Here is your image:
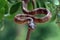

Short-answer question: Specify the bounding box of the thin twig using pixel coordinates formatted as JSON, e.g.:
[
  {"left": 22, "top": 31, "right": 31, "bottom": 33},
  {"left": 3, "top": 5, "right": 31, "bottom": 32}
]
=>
[{"left": 26, "top": 28, "right": 32, "bottom": 40}]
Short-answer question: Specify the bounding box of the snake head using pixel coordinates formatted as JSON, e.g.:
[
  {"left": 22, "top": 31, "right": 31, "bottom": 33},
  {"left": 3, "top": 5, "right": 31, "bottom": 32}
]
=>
[{"left": 14, "top": 14, "right": 35, "bottom": 29}]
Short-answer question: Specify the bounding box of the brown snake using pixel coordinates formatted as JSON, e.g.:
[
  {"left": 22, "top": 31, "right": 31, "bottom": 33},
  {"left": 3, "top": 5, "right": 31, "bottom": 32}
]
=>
[
  {"left": 15, "top": 8, "right": 51, "bottom": 23},
  {"left": 14, "top": 0, "right": 52, "bottom": 40},
  {"left": 14, "top": 1, "right": 51, "bottom": 24}
]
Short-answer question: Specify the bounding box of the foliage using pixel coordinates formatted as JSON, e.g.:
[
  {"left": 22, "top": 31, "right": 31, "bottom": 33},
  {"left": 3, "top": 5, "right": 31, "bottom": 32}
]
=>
[{"left": 0, "top": 0, "right": 60, "bottom": 40}]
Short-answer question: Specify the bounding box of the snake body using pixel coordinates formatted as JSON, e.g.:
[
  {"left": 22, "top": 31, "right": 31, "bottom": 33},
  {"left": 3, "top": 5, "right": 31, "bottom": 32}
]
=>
[
  {"left": 14, "top": 0, "right": 52, "bottom": 40},
  {"left": 14, "top": 8, "right": 51, "bottom": 24}
]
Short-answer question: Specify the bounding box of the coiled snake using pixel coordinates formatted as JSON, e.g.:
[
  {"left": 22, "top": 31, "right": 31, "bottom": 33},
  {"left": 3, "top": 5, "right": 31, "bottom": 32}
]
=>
[{"left": 14, "top": 0, "right": 52, "bottom": 40}]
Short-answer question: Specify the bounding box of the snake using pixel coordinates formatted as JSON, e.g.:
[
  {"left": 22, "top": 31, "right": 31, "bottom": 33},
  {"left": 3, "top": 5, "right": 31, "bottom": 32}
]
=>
[{"left": 14, "top": 0, "right": 52, "bottom": 40}]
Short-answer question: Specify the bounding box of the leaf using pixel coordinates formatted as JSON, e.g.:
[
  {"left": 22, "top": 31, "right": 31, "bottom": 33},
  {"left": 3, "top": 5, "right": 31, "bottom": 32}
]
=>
[
  {"left": 4, "top": 1, "right": 9, "bottom": 14},
  {"left": 10, "top": 2, "right": 22, "bottom": 14},
  {"left": 0, "top": 7, "right": 5, "bottom": 20},
  {"left": 36, "top": 0, "right": 47, "bottom": 8},
  {"left": 0, "top": 0, "right": 8, "bottom": 8},
  {"left": 0, "top": 0, "right": 8, "bottom": 20},
  {"left": 45, "top": 2, "right": 57, "bottom": 22},
  {"left": 27, "top": 1, "right": 34, "bottom": 10},
  {"left": 36, "top": 0, "right": 41, "bottom": 8},
  {"left": 4, "top": 5, "right": 8, "bottom": 14},
  {"left": 7, "top": 0, "right": 17, "bottom": 3},
  {"left": 49, "top": 12, "right": 57, "bottom": 22}
]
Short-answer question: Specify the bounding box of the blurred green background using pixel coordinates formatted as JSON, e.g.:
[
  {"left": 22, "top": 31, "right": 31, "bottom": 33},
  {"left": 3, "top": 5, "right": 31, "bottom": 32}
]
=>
[{"left": 0, "top": 0, "right": 60, "bottom": 40}]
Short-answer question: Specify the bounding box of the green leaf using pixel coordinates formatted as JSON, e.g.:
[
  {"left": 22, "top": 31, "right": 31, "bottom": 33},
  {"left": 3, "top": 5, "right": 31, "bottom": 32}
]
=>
[
  {"left": 36, "top": 0, "right": 48, "bottom": 8},
  {"left": 27, "top": 1, "right": 34, "bottom": 10},
  {"left": 10, "top": 2, "right": 22, "bottom": 14},
  {"left": 4, "top": 1, "right": 9, "bottom": 14},
  {"left": 4, "top": 6, "right": 8, "bottom": 14},
  {"left": 49, "top": 12, "right": 57, "bottom": 22},
  {"left": 0, "top": 0, "right": 8, "bottom": 20},
  {"left": 0, "top": 0, "right": 8, "bottom": 8},
  {"left": 7, "top": 0, "right": 17, "bottom": 3},
  {"left": 0, "top": 7, "right": 5, "bottom": 20},
  {"left": 45, "top": 2, "right": 57, "bottom": 22},
  {"left": 36, "top": 0, "right": 41, "bottom": 8}
]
